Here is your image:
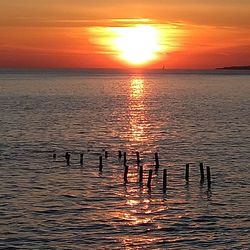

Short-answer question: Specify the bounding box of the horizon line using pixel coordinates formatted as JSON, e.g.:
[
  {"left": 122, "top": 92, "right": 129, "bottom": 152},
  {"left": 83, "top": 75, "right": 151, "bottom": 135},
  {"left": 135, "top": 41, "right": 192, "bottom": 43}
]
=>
[{"left": 0, "top": 65, "right": 250, "bottom": 71}]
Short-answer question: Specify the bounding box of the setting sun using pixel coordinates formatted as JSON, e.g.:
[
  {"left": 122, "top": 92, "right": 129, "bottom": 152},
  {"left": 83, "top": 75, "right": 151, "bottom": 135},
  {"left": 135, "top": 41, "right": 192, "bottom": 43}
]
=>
[
  {"left": 113, "top": 25, "right": 161, "bottom": 65},
  {"left": 88, "top": 21, "right": 183, "bottom": 68}
]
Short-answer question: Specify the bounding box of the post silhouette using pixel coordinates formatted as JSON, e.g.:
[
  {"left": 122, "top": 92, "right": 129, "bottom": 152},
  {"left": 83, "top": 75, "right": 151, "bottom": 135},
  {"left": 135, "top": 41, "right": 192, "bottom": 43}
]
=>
[
  {"left": 105, "top": 151, "right": 108, "bottom": 159},
  {"left": 163, "top": 169, "right": 167, "bottom": 192},
  {"left": 99, "top": 156, "right": 103, "bottom": 172},
  {"left": 118, "top": 150, "right": 122, "bottom": 159},
  {"left": 155, "top": 152, "right": 159, "bottom": 170},
  {"left": 185, "top": 163, "right": 189, "bottom": 182},
  {"left": 139, "top": 165, "right": 143, "bottom": 183},
  {"left": 123, "top": 152, "right": 127, "bottom": 166},
  {"left": 200, "top": 162, "right": 205, "bottom": 183},
  {"left": 147, "top": 170, "right": 153, "bottom": 188},
  {"left": 53, "top": 153, "right": 56, "bottom": 159},
  {"left": 124, "top": 165, "right": 129, "bottom": 183},
  {"left": 207, "top": 166, "right": 211, "bottom": 189},
  {"left": 65, "top": 152, "right": 70, "bottom": 165},
  {"left": 80, "top": 153, "right": 83, "bottom": 165},
  {"left": 136, "top": 151, "right": 140, "bottom": 165}
]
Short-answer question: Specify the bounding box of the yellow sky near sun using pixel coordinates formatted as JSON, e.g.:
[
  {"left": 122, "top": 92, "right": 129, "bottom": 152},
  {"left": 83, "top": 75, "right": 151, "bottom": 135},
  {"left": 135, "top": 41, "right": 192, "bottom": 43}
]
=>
[{"left": 0, "top": 0, "right": 250, "bottom": 68}]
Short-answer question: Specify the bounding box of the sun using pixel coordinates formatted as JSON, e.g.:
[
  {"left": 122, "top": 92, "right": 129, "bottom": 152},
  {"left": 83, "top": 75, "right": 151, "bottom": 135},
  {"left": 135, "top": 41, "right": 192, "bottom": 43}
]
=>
[
  {"left": 88, "top": 21, "right": 180, "bottom": 67},
  {"left": 113, "top": 25, "right": 161, "bottom": 65}
]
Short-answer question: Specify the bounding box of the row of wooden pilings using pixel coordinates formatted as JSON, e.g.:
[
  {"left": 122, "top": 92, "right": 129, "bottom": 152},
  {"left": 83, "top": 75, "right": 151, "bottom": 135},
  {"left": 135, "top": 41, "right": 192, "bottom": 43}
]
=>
[{"left": 53, "top": 150, "right": 212, "bottom": 191}]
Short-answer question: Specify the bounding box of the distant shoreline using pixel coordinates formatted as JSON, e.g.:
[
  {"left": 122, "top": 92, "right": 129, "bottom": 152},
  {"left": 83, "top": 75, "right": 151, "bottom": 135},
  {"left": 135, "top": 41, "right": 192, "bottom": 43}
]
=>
[
  {"left": 1, "top": 67, "right": 250, "bottom": 75},
  {"left": 216, "top": 66, "right": 250, "bottom": 70}
]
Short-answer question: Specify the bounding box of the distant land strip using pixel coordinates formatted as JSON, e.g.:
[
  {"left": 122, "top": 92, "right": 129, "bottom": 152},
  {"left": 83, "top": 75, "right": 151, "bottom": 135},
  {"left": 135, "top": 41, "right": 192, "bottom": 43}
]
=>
[{"left": 216, "top": 65, "right": 250, "bottom": 70}]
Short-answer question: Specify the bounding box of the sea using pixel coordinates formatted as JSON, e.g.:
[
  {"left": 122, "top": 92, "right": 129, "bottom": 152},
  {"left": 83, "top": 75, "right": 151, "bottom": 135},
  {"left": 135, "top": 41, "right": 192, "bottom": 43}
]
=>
[{"left": 0, "top": 69, "right": 249, "bottom": 249}]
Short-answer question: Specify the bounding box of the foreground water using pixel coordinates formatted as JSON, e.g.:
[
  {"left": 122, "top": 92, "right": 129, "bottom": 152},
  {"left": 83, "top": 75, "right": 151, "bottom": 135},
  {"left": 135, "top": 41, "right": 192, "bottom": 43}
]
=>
[{"left": 0, "top": 70, "right": 249, "bottom": 249}]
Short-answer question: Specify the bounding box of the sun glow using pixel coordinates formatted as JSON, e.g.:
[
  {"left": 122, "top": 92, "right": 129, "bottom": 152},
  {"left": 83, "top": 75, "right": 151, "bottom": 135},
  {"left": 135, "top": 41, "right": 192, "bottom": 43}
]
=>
[
  {"left": 113, "top": 25, "right": 161, "bottom": 65},
  {"left": 88, "top": 20, "right": 183, "bottom": 67}
]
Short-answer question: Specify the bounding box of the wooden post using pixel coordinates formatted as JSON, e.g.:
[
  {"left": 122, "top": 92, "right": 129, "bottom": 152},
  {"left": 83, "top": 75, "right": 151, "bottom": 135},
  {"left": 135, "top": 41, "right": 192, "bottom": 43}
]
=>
[
  {"left": 65, "top": 152, "right": 70, "bottom": 166},
  {"left": 185, "top": 163, "right": 189, "bottom": 182},
  {"left": 124, "top": 165, "right": 128, "bottom": 183},
  {"left": 105, "top": 151, "right": 108, "bottom": 159},
  {"left": 139, "top": 165, "right": 143, "bottom": 183},
  {"left": 118, "top": 150, "right": 122, "bottom": 159},
  {"left": 99, "top": 156, "right": 103, "bottom": 172},
  {"left": 207, "top": 166, "right": 211, "bottom": 189},
  {"left": 123, "top": 152, "right": 127, "bottom": 166},
  {"left": 163, "top": 169, "right": 167, "bottom": 192},
  {"left": 80, "top": 153, "right": 83, "bottom": 165},
  {"left": 155, "top": 152, "right": 159, "bottom": 170},
  {"left": 147, "top": 170, "right": 153, "bottom": 188},
  {"left": 200, "top": 162, "right": 205, "bottom": 183},
  {"left": 136, "top": 151, "right": 140, "bottom": 165}
]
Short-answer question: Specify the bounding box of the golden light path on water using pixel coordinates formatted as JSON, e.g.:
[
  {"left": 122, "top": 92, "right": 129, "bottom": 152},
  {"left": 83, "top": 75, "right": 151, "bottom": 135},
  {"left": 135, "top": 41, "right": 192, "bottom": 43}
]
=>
[
  {"left": 129, "top": 78, "right": 146, "bottom": 142},
  {"left": 100, "top": 75, "right": 216, "bottom": 248},
  {"left": 116, "top": 75, "right": 160, "bottom": 153},
  {"left": 125, "top": 76, "right": 165, "bottom": 153},
  {"left": 109, "top": 77, "right": 169, "bottom": 248}
]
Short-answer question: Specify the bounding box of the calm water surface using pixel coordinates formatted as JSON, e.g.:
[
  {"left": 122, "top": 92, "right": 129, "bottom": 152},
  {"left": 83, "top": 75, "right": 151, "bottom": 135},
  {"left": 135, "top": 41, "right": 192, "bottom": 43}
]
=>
[{"left": 0, "top": 70, "right": 249, "bottom": 249}]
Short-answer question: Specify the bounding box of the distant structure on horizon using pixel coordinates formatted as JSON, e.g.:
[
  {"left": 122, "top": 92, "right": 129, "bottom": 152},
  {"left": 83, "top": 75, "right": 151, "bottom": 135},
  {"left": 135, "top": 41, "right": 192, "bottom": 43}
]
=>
[{"left": 216, "top": 65, "right": 250, "bottom": 70}]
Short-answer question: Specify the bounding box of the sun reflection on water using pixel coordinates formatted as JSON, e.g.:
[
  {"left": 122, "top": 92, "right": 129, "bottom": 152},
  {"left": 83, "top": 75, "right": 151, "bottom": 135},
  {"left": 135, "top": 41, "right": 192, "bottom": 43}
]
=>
[
  {"left": 110, "top": 184, "right": 168, "bottom": 249},
  {"left": 128, "top": 77, "right": 148, "bottom": 143},
  {"left": 107, "top": 77, "right": 170, "bottom": 247},
  {"left": 110, "top": 186, "right": 155, "bottom": 227},
  {"left": 130, "top": 78, "right": 144, "bottom": 98}
]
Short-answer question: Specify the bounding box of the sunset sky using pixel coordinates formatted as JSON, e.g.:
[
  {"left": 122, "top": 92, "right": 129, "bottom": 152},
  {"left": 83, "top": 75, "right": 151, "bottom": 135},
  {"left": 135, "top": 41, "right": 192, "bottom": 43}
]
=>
[{"left": 1, "top": 0, "right": 250, "bottom": 69}]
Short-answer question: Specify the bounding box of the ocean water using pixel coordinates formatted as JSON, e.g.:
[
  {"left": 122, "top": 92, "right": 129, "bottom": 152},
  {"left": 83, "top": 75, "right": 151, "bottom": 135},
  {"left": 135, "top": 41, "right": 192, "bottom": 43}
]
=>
[{"left": 0, "top": 70, "right": 249, "bottom": 249}]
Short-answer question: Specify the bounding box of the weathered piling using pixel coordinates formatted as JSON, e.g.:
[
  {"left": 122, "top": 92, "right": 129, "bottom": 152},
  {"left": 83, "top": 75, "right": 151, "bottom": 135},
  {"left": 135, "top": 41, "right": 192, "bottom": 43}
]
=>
[
  {"left": 124, "top": 165, "right": 129, "bottom": 183},
  {"left": 99, "top": 156, "right": 103, "bottom": 172},
  {"left": 163, "top": 169, "right": 167, "bottom": 192},
  {"left": 147, "top": 170, "right": 153, "bottom": 188},
  {"left": 53, "top": 153, "right": 56, "bottom": 159},
  {"left": 123, "top": 152, "right": 127, "bottom": 166},
  {"left": 139, "top": 165, "right": 143, "bottom": 183},
  {"left": 185, "top": 163, "right": 189, "bottom": 182},
  {"left": 207, "top": 166, "right": 211, "bottom": 189},
  {"left": 118, "top": 150, "right": 122, "bottom": 159},
  {"left": 155, "top": 153, "right": 159, "bottom": 170},
  {"left": 65, "top": 152, "right": 70, "bottom": 165},
  {"left": 200, "top": 162, "right": 205, "bottom": 183},
  {"left": 80, "top": 153, "right": 83, "bottom": 165},
  {"left": 105, "top": 151, "right": 108, "bottom": 159},
  {"left": 136, "top": 151, "right": 140, "bottom": 165}
]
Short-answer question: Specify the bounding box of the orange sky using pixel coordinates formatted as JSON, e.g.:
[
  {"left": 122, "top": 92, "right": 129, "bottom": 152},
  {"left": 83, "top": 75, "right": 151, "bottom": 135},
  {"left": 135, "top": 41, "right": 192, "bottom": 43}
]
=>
[{"left": 0, "top": 0, "right": 250, "bottom": 69}]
